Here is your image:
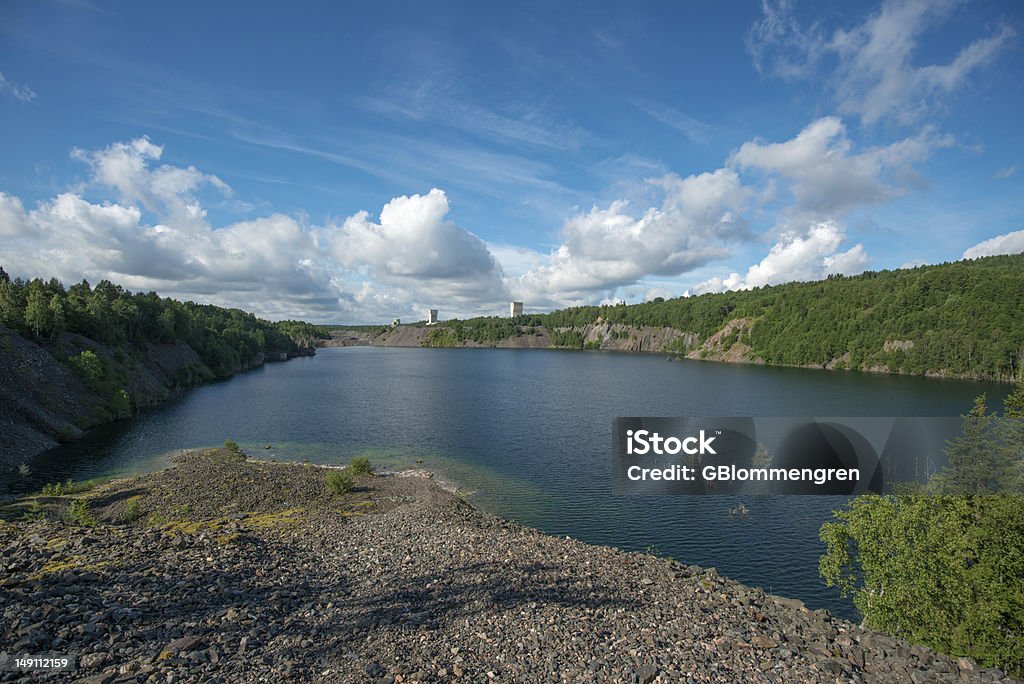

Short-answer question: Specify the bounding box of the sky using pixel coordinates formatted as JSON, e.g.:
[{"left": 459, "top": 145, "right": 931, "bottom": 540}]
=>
[{"left": 0, "top": 0, "right": 1022, "bottom": 324}]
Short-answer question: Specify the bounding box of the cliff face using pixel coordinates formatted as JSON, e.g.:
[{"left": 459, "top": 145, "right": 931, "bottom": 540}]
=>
[{"left": 0, "top": 325, "right": 306, "bottom": 470}]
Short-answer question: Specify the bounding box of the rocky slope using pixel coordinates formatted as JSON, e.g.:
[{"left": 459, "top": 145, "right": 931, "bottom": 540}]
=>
[
  {"left": 0, "top": 449, "right": 1014, "bottom": 683},
  {"left": 0, "top": 325, "right": 310, "bottom": 471}
]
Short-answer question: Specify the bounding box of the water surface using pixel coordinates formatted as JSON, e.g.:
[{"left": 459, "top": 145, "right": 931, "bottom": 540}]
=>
[{"left": 25, "top": 347, "right": 1013, "bottom": 620}]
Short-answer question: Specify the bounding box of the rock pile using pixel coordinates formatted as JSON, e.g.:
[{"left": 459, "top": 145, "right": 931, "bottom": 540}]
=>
[{"left": 0, "top": 450, "right": 1016, "bottom": 683}]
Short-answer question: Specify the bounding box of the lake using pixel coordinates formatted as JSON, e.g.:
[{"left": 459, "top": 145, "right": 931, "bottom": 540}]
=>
[{"left": 24, "top": 347, "right": 1014, "bottom": 621}]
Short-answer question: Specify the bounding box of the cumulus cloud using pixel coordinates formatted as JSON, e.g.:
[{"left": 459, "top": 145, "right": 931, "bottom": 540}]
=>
[
  {"left": 71, "top": 137, "right": 231, "bottom": 231},
  {"left": 0, "top": 137, "right": 494, "bottom": 322},
  {"left": 0, "top": 192, "right": 28, "bottom": 237},
  {"left": 328, "top": 189, "right": 509, "bottom": 313},
  {"left": 731, "top": 116, "right": 949, "bottom": 220},
  {"left": 747, "top": 0, "right": 1015, "bottom": 125},
  {"left": 962, "top": 230, "right": 1024, "bottom": 260},
  {"left": 511, "top": 168, "right": 750, "bottom": 306},
  {"left": 0, "top": 72, "right": 36, "bottom": 103},
  {"left": 0, "top": 123, "right": 954, "bottom": 321},
  {"left": 693, "top": 221, "right": 869, "bottom": 294}
]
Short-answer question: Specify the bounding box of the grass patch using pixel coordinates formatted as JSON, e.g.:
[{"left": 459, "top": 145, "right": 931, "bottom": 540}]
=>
[
  {"left": 28, "top": 556, "right": 112, "bottom": 581},
  {"left": 349, "top": 456, "right": 373, "bottom": 475},
  {"left": 146, "top": 511, "right": 168, "bottom": 526},
  {"left": 326, "top": 470, "right": 354, "bottom": 495}
]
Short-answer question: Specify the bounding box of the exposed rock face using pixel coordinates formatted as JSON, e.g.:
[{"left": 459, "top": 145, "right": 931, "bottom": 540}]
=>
[
  {"left": 0, "top": 326, "right": 100, "bottom": 467},
  {"left": 0, "top": 326, "right": 304, "bottom": 470},
  {"left": 0, "top": 450, "right": 1013, "bottom": 683},
  {"left": 883, "top": 339, "right": 915, "bottom": 353},
  {"left": 685, "top": 318, "right": 758, "bottom": 364}
]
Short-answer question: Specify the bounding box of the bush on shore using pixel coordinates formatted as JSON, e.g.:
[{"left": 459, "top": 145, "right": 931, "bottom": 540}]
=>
[
  {"left": 326, "top": 470, "right": 353, "bottom": 495},
  {"left": 349, "top": 456, "right": 373, "bottom": 475}
]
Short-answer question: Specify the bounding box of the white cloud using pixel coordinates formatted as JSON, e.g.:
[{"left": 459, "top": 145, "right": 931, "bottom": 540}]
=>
[
  {"left": 512, "top": 168, "right": 750, "bottom": 306},
  {"left": 962, "top": 230, "right": 1024, "bottom": 260},
  {"left": 0, "top": 137, "right": 536, "bottom": 322},
  {"left": 747, "top": 0, "right": 1015, "bottom": 125},
  {"left": 0, "top": 72, "right": 37, "bottom": 103},
  {"left": 746, "top": 0, "right": 827, "bottom": 80},
  {"left": 0, "top": 122, "right": 955, "bottom": 321},
  {"left": 642, "top": 287, "right": 675, "bottom": 302},
  {"left": 731, "top": 116, "right": 949, "bottom": 219},
  {"left": 694, "top": 221, "right": 869, "bottom": 294},
  {"left": 71, "top": 137, "right": 231, "bottom": 231},
  {"left": 994, "top": 164, "right": 1017, "bottom": 180},
  {"left": 631, "top": 100, "right": 715, "bottom": 145},
  {"left": 328, "top": 189, "right": 509, "bottom": 313},
  {"left": 0, "top": 192, "right": 28, "bottom": 236}
]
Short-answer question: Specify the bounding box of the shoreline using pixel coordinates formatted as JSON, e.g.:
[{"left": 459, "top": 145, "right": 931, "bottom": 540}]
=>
[
  {"left": 322, "top": 326, "right": 1018, "bottom": 385},
  {"left": 1, "top": 449, "right": 1013, "bottom": 683}
]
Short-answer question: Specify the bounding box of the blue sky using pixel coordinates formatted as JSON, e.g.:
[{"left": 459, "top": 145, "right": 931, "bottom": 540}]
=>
[{"left": 1, "top": 0, "right": 1022, "bottom": 323}]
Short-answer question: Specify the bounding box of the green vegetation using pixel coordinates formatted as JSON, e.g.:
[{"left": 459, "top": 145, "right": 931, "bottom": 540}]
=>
[
  {"left": 223, "top": 439, "right": 242, "bottom": 455},
  {"left": 67, "top": 350, "right": 105, "bottom": 387},
  {"left": 40, "top": 478, "right": 96, "bottom": 496},
  {"left": 20, "top": 500, "right": 44, "bottom": 521},
  {"left": 0, "top": 267, "right": 326, "bottom": 378},
  {"left": 820, "top": 386, "right": 1024, "bottom": 675},
  {"left": 420, "top": 254, "right": 1024, "bottom": 380},
  {"left": 65, "top": 499, "right": 98, "bottom": 527},
  {"left": 326, "top": 470, "right": 354, "bottom": 495},
  {"left": 121, "top": 497, "right": 144, "bottom": 523},
  {"left": 349, "top": 456, "right": 373, "bottom": 475}
]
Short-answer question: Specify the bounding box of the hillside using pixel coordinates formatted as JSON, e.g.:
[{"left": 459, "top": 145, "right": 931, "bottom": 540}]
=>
[
  {"left": 356, "top": 254, "right": 1023, "bottom": 382},
  {"left": 0, "top": 270, "right": 325, "bottom": 470}
]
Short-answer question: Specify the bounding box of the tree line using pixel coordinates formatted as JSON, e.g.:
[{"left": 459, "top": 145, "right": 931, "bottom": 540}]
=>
[
  {"left": 429, "top": 254, "right": 1024, "bottom": 381},
  {"left": 0, "top": 267, "right": 327, "bottom": 377}
]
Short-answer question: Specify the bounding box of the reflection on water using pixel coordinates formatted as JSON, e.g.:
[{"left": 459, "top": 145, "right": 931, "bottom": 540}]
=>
[{"left": 21, "top": 347, "right": 1013, "bottom": 620}]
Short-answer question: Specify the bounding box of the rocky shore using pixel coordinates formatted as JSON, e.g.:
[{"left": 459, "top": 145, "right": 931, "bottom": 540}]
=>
[{"left": 0, "top": 450, "right": 1016, "bottom": 683}]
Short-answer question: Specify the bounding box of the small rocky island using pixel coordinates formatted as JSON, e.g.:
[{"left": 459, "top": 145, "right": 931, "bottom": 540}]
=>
[{"left": 0, "top": 450, "right": 1014, "bottom": 683}]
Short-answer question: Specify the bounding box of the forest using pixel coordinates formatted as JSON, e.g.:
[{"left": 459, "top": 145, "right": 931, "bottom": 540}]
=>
[
  {"left": 0, "top": 267, "right": 327, "bottom": 378},
  {"left": 432, "top": 254, "right": 1024, "bottom": 381}
]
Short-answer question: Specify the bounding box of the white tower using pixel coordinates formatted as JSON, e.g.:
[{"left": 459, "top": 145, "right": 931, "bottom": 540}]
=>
[{"left": 509, "top": 301, "right": 523, "bottom": 318}]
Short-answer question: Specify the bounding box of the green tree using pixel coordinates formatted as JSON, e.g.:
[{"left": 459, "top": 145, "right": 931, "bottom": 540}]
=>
[
  {"left": 0, "top": 274, "right": 23, "bottom": 329},
  {"left": 24, "top": 281, "right": 53, "bottom": 340},
  {"left": 820, "top": 392, "right": 1024, "bottom": 675},
  {"left": 48, "top": 293, "right": 66, "bottom": 340}
]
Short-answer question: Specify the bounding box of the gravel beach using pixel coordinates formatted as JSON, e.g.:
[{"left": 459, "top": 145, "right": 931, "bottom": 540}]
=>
[{"left": 0, "top": 449, "right": 1015, "bottom": 683}]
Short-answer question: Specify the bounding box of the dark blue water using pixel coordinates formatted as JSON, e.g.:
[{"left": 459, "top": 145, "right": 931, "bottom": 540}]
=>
[{"left": 24, "top": 347, "right": 1013, "bottom": 620}]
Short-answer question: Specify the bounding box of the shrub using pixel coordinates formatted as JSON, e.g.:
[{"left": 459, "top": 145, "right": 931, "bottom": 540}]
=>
[
  {"left": 326, "top": 470, "right": 353, "bottom": 495},
  {"left": 67, "top": 350, "right": 105, "bottom": 388},
  {"left": 41, "top": 478, "right": 95, "bottom": 496},
  {"left": 223, "top": 439, "right": 242, "bottom": 454},
  {"left": 349, "top": 456, "right": 373, "bottom": 475},
  {"left": 66, "top": 499, "right": 98, "bottom": 526},
  {"left": 21, "top": 500, "right": 44, "bottom": 521},
  {"left": 121, "top": 497, "right": 143, "bottom": 523}
]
